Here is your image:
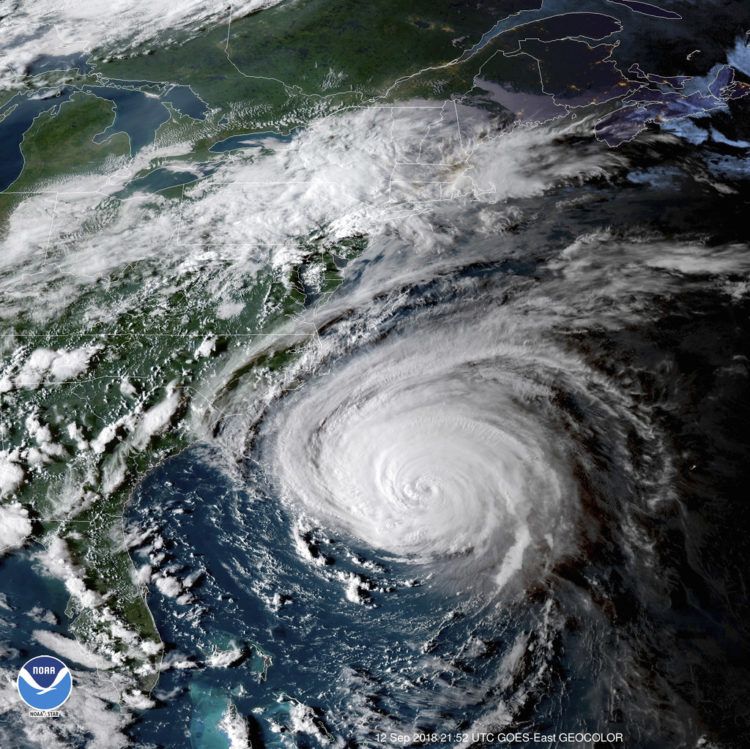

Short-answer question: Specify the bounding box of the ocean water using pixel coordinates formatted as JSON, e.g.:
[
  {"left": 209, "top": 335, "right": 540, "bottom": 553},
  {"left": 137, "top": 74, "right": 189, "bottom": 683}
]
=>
[
  {"left": 126, "top": 445, "right": 550, "bottom": 747},
  {"left": 0, "top": 553, "right": 73, "bottom": 656},
  {"left": 121, "top": 168, "right": 750, "bottom": 747},
  {"left": 1, "top": 6, "right": 749, "bottom": 746}
]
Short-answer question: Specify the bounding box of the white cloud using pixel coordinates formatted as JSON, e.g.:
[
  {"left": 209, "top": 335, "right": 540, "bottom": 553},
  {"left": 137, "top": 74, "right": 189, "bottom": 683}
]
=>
[
  {"left": 0, "top": 664, "right": 134, "bottom": 748},
  {"left": 289, "top": 701, "right": 330, "bottom": 743},
  {"left": 154, "top": 573, "right": 182, "bottom": 598},
  {"left": 220, "top": 703, "right": 252, "bottom": 749},
  {"left": 26, "top": 412, "right": 66, "bottom": 459},
  {"left": 0, "top": 0, "right": 285, "bottom": 90},
  {"left": 32, "top": 629, "right": 113, "bottom": 670},
  {"left": 121, "top": 689, "right": 156, "bottom": 710},
  {"left": 36, "top": 536, "right": 103, "bottom": 609},
  {"left": 0, "top": 501, "right": 32, "bottom": 554},
  {"left": 0, "top": 452, "right": 25, "bottom": 497},
  {"left": 131, "top": 381, "right": 182, "bottom": 450},
  {"left": 14, "top": 348, "right": 57, "bottom": 389},
  {"left": 194, "top": 334, "right": 217, "bottom": 359},
  {"left": 13, "top": 346, "right": 99, "bottom": 390},
  {"left": 27, "top": 606, "right": 58, "bottom": 624},
  {"left": 0, "top": 103, "right": 626, "bottom": 331},
  {"left": 206, "top": 642, "right": 245, "bottom": 668}
]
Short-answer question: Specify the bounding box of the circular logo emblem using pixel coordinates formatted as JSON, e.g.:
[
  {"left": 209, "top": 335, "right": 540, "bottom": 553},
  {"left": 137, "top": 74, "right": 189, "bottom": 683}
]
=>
[{"left": 17, "top": 655, "right": 73, "bottom": 711}]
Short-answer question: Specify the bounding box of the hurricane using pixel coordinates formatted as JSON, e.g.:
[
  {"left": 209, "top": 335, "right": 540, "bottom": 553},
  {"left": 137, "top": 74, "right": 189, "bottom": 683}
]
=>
[
  {"left": 178, "top": 130, "right": 746, "bottom": 743},
  {"left": 2, "top": 2, "right": 750, "bottom": 744},
  {"left": 261, "top": 303, "right": 654, "bottom": 596}
]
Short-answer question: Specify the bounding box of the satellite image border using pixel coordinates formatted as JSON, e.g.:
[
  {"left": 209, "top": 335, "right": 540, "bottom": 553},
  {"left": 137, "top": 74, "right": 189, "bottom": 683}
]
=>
[{"left": 0, "top": 1, "right": 749, "bottom": 747}]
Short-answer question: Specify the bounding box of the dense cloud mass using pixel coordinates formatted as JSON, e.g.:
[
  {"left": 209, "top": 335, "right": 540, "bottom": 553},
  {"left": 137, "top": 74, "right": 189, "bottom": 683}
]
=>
[
  {"left": 0, "top": 502, "right": 32, "bottom": 554},
  {"left": 1, "top": 0, "right": 750, "bottom": 746}
]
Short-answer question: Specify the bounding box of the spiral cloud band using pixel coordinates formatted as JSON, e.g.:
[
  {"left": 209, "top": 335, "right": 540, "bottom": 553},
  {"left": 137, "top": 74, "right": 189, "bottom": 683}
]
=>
[{"left": 261, "top": 310, "right": 628, "bottom": 592}]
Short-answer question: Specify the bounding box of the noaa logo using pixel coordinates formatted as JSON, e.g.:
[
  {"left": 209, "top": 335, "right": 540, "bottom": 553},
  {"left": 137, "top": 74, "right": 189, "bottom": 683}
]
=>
[{"left": 17, "top": 655, "right": 73, "bottom": 711}]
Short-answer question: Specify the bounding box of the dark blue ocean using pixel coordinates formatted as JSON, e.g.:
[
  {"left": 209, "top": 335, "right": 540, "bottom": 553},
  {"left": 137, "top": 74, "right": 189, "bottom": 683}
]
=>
[{"left": 124, "top": 446, "right": 548, "bottom": 748}]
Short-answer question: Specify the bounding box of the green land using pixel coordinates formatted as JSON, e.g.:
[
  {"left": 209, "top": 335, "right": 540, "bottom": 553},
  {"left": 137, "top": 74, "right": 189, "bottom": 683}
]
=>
[{"left": 0, "top": 0, "right": 529, "bottom": 684}]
